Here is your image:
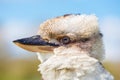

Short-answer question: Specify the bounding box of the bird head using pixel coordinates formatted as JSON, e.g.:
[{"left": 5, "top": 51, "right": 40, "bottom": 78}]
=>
[{"left": 13, "top": 14, "right": 105, "bottom": 61}]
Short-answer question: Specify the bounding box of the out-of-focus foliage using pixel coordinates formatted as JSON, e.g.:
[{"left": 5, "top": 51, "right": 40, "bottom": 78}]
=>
[
  {"left": 0, "top": 58, "right": 41, "bottom": 80},
  {"left": 103, "top": 61, "right": 120, "bottom": 80}
]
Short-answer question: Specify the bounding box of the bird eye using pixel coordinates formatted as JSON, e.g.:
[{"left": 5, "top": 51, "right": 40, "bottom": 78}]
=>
[{"left": 60, "top": 36, "right": 71, "bottom": 44}]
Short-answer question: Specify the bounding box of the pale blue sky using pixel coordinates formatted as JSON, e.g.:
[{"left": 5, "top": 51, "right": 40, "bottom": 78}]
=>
[
  {"left": 0, "top": 0, "right": 120, "bottom": 21},
  {"left": 0, "top": 0, "right": 120, "bottom": 61}
]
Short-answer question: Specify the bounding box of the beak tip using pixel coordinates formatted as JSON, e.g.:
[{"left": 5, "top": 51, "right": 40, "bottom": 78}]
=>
[
  {"left": 13, "top": 39, "right": 25, "bottom": 44},
  {"left": 13, "top": 40, "right": 22, "bottom": 45},
  {"left": 13, "top": 40, "right": 18, "bottom": 43}
]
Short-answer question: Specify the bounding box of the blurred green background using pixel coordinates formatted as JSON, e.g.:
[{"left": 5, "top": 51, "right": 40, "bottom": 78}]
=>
[{"left": 0, "top": 0, "right": 120, "bottom": 80}]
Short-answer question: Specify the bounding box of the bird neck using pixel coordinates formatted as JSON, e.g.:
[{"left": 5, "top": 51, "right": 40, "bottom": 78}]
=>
[{"left": 36, "top": 52, "right": 54, "bottom": 63}]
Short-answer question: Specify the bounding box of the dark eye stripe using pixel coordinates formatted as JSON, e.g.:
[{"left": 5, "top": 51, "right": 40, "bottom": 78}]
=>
[{"left": 80, "top": 38, "right": 89, "bottom": 42}]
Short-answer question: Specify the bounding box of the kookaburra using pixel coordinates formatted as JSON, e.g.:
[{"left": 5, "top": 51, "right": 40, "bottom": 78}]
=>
[{"left": 13, "top": 14, "right": 114, "bottom": 80}]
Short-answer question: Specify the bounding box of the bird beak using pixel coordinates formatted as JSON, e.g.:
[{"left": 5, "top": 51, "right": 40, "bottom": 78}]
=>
[{"left": 13, "top": 35, "right": 59, "bottom": 53}]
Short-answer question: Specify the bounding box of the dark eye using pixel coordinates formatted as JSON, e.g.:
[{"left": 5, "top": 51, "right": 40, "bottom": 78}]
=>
[
  {"left": 81, "top": 38, "right": 89, "bottom": 42},
  {"left": 60, "top": 36, "right": 71, "bottom": 44}
]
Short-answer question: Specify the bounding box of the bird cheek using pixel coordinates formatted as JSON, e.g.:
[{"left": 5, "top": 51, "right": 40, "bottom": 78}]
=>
[
  {"left": 53, "top": 46, "right": 66, "bottom": 54},
  {"left": 77, "top": 42, "right": 92, "bottom": 51},
  {"left": 80, "top": 45, "right": 88, "bottom": 49}
]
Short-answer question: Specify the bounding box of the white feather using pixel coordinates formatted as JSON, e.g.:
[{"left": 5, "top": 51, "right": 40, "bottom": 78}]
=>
[
  {"left": 36, "top": 52, "right": 53, "bottom": 63},
  {"left": 38, "top": 47, "right": 114, "bottom": 80}
]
